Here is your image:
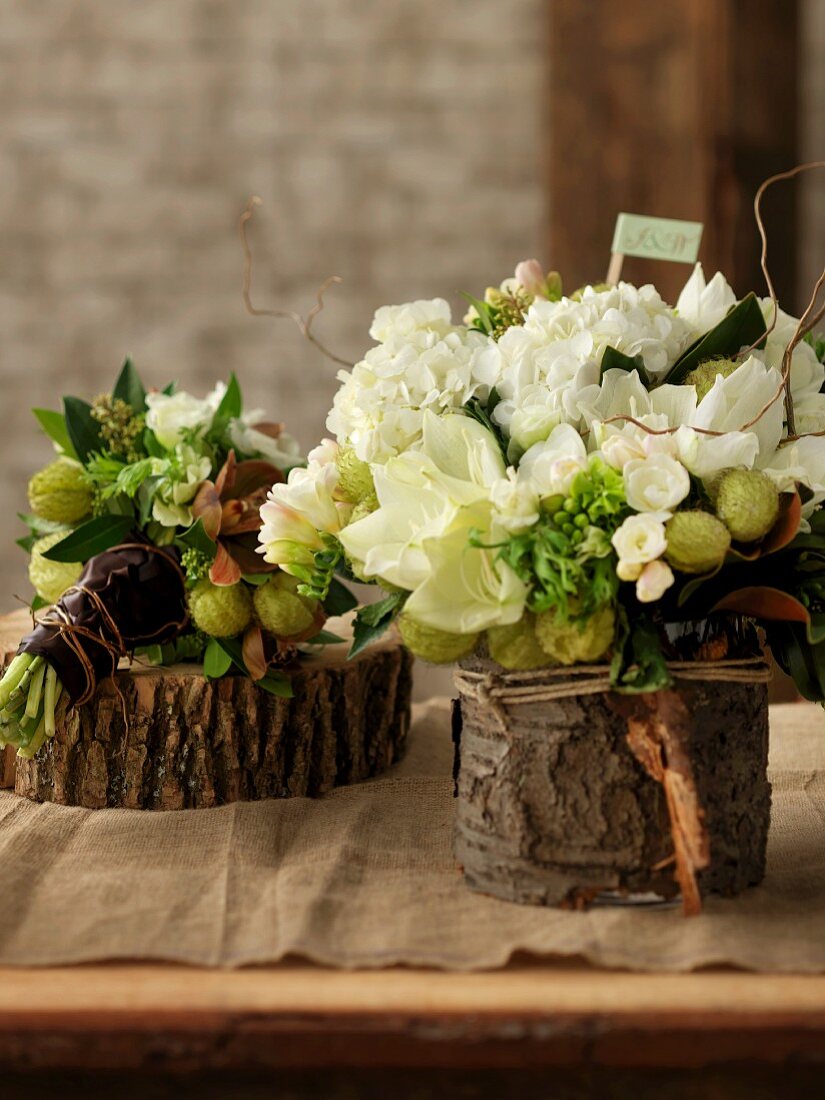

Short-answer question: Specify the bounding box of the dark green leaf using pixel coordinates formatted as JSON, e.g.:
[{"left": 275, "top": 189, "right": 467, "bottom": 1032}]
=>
[
  {"left": 305, "top": 629, "right": 347, "bottom": 645},
  {"left": 324, "top": 577, "right": 358, "bottom": 616},
  {"left": 30, "top": 595, "right": 49, "bottom": 612},
  {"left": 600, "top": 346, "right": 650, "bottom": 385},
  {"left": 769, "top": 623, "right": 825, "bottom": 702},
  {"left": 16, "top": 534, "right": 36, "bottom": 553},
  {"left": 162, "top": 381, "right": 177, "bottom": 396},
  {"left": 487, "top": 386, "right": 502, "bottom": 416},
  {"left": 42, "top": 514, "right": 134, "bottom": 562},
  {"left": 143, "top": 430, "right": 165, "bottom": 458},
  {"left": 215, "top": 636, "right": 247, "bottom": 674},
  {"left": 349, "top": 592, "right": 405, "bottom": 658},
  {"left": 215, "top": 373, "right": 242, "bottom": 422},
  {"left": 63, "top": 396, "right": 102, "bottom": 464},
  {"left": 176, "top": 517, "right": 218, "bottom": 558},
  {"left": 241, "top": 572, "right": 272, "bottom": 587},
  {"left": 17, "top": 512, "right": 66, "bottom": 537},
  {"left": 256, "top": 672, "right": 293, "bottom": 698},
  {"left": 665, "top": 293, "right": 767, "bottom": 385},
  {"left": 462, "top": 398, "right": 508, "bottom": 463},
  {"left": 32, "top": 408, "right": 78, "bottom": 460},
  {"left": 610, "top": 611, "right": 672, "bottom": 694},
  {"left": 203, "top": 638, "right": 233, "bottom": 679},
  {"left": 112, "top": 357, "right": 147, "bottom": 412}
]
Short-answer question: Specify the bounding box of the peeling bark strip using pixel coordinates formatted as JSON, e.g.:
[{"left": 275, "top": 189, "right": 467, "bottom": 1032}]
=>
[
  {"left": 10, "top": 644, "right": 412, "bottom": 810},
  {"left": 454, "top": 657, "right": 770, "bottom": 911},
  {"left": 624, "top": 691, "right": 710, "bottom": 917}
]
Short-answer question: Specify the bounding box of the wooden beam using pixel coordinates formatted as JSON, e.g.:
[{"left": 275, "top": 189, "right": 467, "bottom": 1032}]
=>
[{"left": 548, "top": 0, "right": 800, "bottom": 307}]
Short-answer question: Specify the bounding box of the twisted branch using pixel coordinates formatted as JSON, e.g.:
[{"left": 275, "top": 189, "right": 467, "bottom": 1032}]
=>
[{"left": 239, "top": 196, "right": 355, "bottom": 368}]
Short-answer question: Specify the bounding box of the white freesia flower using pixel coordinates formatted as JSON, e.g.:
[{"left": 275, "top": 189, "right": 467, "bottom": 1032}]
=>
[
  {"left": 490, "top": 468, "right": 540, "bottom": 533},
  {"left": 624, "top": 454, "right": 690, "bottom": 516},
  {"left": 691, "top": 356, "right": 784, "bottom": 467},
  {"left": 403, "top": 504, "right": 528, "bottom": 633},
  {"left": 519, "top": 423, "right": 588, "bottom": 497},
  {"left": 228, "top": 411, "right": 302, "bottom": 468},
  {"left": 145, "top": 384, "right": 225, "bottom": 449},
  {"left": 676, "top": 264, "right": 736, "bottom": 333},
  {"left": 636, "top": 560, "right": 675, "bottom": 603},
  {"left": 611, "top": 514, "right": 668, "bottom": 567},
  {"left": 150, "top": 445, "right": 212, "bottom": 529},
  {"left": 258, "top": 459, "right": 350, "bottom": 575},
  {"left": 325, "top": 299, "right": 492, "bottom": 464}
]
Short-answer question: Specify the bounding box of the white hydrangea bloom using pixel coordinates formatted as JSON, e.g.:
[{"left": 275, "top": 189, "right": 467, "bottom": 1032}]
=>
[{"left": 325, "top": 298, "right": 492, "bottom": 464}]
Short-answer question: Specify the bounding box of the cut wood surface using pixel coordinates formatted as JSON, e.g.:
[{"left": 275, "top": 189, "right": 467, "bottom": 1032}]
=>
[
  {"left": 0, "top": 609, "right": 412, "bottom": 810},
  {"left": 0, "top": 963, "right": 824, "bottom": 1071}
]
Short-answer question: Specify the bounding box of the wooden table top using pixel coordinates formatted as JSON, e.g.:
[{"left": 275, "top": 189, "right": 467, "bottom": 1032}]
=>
[{"left": 1, "top": 962, "right": 825, "bottom": 1072}]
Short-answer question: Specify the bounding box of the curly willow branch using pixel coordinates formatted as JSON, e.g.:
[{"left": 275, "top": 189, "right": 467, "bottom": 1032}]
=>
[{"left": 239, "top": 196, "right": 355, "bottom": 368}]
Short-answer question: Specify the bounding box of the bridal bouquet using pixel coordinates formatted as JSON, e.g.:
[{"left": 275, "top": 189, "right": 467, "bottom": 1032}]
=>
[
  {"left": 0, "top": 361, "right": 353, "bottom": 757},
  {"left": 256, "top": 260, "right": 825, "bottom": 698}
]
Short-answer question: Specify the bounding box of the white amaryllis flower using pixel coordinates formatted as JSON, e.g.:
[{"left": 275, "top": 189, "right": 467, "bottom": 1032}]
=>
[
  {"left": 611, "top": 514, "right": 668, "bottom": 568},
  {"left": 145, "top": 383, "right": 226, "bottom": 449},
  {"left": 403, "top": 503, "right": 528, "bottom": 634},
  {"left": 676, "top": 264, "right": 737, "bottom": 333},
  {"left": 624, "top": 454, "right": 690, "bottom": 516},
  {"left": 762, "top": 436, "right": 825, "bottom": 520},
  {"left": 691, "top": 356, "right": 784, "bottom": 467},
  {"left": 519, "top": 423, "right": 588, "bottom": 497},
  {"left": 636, "top": 560, "right": 675, "bottom": 603},
  {"left": 325, "top": 299, "right": 492, "bottom": 464}
]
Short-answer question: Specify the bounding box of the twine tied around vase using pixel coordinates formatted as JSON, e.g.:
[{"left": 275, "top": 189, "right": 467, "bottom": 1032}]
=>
[{"left": 453, "top": 655, "right": 772, "bottom": 917}]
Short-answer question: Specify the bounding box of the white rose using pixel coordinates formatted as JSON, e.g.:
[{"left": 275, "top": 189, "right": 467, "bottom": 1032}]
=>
[
  {"left": 146, "top": 386, "right": 224, "bottom": 449},
  {"left": 624, "top": 454, "right": 690, "bottom": 516},
  {"left": 636, "top": 560, "right": 675, "bottom": 603},
  {"left": 600, "top": 430, "right": 647, "bottom": 470},
  {"left": 611, "top": 514, "right": 667, "bottom": 567}
]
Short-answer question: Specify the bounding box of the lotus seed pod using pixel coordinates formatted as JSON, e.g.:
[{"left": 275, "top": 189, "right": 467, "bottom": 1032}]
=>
[
  {"left": 534, "top": 606, "right": 614, "bottom": 665},
  {"left": 336, "top": 447, "right": 376, "bottom": 506},
  {"left": 27, "top": 459, "right": 93, "bottom": 524},
  {"left": 684, "top": 357, "right": 739, "bottom": 401},
  {"left": 253, "top": 578, "right": 316, "bottom": 637},
  {"left": 665, "top": 511, "right": 731, "bottom": 574},
  {"left": 398, "top": 615, "right": 478, "bottom": 664},
  {"left": 487, "top": 615, "right": 551, "bottom": 670},
  {"left": 715, "top": 468, "right": 780, "bottom": 543},
  {"left": 28, "top": 532, "right": 82, "bottom": 605},
  {"left": 188, "top": 579, "right": 253, "bottom": 638}
]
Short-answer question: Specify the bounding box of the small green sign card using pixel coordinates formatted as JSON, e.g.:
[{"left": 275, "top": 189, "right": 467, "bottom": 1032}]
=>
[{"left": 611, "top": 213, "right": 703, "bottom": 264}]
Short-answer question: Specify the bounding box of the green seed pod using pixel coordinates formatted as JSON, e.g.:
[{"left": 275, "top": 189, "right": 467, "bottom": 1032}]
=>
[
  {"left": 487, "top": 615, "right": 551, "bottom": 671},
  {"left": 534, "top": 606, "right": 614, "bottom": 665},
  {"left": 715, "top": 468, "right": 780, "bottom": 543},
  {"left": 684, "top": 357, "right": 739, "bottom": 401},
  {"left": 28, "top": 459, "right": 93, "bottom": 524},
  {"left": 188, "top": 579, "right": 253, "bottom": 638},
  {"left": 665, "top": 511, "right": 731, "bottom": 574},
  {"left": 336, "top": 447, "right": 376, "bottom": 506},
  {"left": 397, "top": 615, "right": 478, "bottom": 665},
  {"left": 253, "top": 576, "right": 316, "bottom": 637},
  {"left": 28, "top": 532, "right": 82, "bottom": 605}
]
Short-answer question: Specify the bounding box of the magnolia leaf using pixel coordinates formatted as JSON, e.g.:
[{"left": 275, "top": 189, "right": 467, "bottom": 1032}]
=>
[
  {"left": 665, "top": 293, "right": 767, "bottom": 385},
  {"left": 712, "top": 585, "right": 811, "bottom": 624},
  {"left": 349, "top": 592, "right": 404, "bottom": 658},
  {"left": 241, "top": 625, "right": 268, "bottom": 681},
  {"left": 769, "top": 623, "right": 825, "bottom": 702},
  {"left": 256, "top": 672, "right": 293, "bottom": 698},
  {"left": 112, "top": 357, "right": 147, "bottom": 413},
  {"left": 32, "top": 408, "right": 78, "bottom": 460},
  {"left": 324, "top": 578, "right": 358, "bottom": 616},
  {"left": 610, "top": 613, "right": 672, "bottom": 695},
  {"left": 759, "top": 492, "right": 803, "bottom": 555},
  {"left": 230, "top": 459, "right": 283, "bottom": 499},
  {"left": 63, "top": 397, "right": 102, "bottom": 465},
  {"left": 41, "top": 515, "right": 134, "bottom": 562},
  {"left": 600, "top": 346, "right": 649, "bottom": 385},
  {"left": 305, "top": 629, "right": 347, "bottom": 645}
]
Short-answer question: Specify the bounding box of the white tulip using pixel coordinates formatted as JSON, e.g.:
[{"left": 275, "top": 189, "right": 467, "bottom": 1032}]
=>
[
  {"left": 676, "top": 264, "right": 737, "bottom": 334},
  {"left": 611, "top": 514, "right": 667, "bottom": 566},
  {"left": 145, "top": 386, "right": 224, "bottom": 449}
]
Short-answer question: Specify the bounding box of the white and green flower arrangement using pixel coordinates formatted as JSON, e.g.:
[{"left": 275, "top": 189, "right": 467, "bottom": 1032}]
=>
[
  {"left": 0, "top": 361, "right": 356, "bottom": 757},
  {"left": 257, "top": 258, "right": 825, "bottom": 698}
]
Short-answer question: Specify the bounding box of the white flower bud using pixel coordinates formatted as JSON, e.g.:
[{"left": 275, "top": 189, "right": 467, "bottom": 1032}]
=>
[{"left": 635, "top": 560, "right": 675, "bottom": 603}]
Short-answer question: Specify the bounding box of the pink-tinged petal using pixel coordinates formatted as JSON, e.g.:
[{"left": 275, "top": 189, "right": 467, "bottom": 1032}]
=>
[
  {"left": 191, "top": 481, "right": 222, "bottom": 540},
  {"left": 242, "top": 625, "right": 268, "bottom": 681},
  {"left": 209, "top": 541, "right": 243, "bottom": 586}
]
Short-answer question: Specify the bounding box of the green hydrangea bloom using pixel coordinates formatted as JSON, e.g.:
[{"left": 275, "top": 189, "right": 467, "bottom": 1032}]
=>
[
  {"left": 534, "top": 606, "right": 614, "bottom": 665},
  {"left": 715, "top": 469, "right": 780, "bottom": 542},
  {"left": 398, "top": 616, "right": 478, "bottom": 664},
  {"left": 665, "top": 511, "right": 731, "bottom": 573},
  {"left": 28, "top": 459, "right": 93, "bottom": 524},
  {"left": 188, "top": 579, "right": 253, "bottom": 638},
  {"left": 487, "top": 615, "right": 551, "bottom": 670},
  {"left": 28, "top": 532, "right": 82, "bottom": 605}
]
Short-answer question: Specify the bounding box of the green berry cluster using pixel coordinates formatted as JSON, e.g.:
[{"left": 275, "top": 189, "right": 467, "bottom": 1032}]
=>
[
  {"left": 487, "top": 288, "right": 533, "bottom": 340},
  {"left": 181, "top": 546, "right": 213, "bottom": 587},
  {"left": 90, "top": 394, "right": 146, "bottom": 462}
]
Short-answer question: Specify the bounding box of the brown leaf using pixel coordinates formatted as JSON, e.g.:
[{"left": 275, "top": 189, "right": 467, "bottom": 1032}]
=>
[
  {"left": 712, "top": 585, "right": 811, "bottom": 623},
  {"left": 242, "top": 624, "right": 268, "bottom": 681}
]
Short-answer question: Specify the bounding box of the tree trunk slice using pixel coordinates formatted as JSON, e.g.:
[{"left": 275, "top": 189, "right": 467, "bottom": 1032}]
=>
[
  {"left": 0, "top": 610, "right": 412, "bottom": 810},
  {"left": 453, "top": 656, "right": 771, "bottom": 908}
]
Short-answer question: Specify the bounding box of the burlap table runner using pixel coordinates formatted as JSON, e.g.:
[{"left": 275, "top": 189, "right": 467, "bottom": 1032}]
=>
[{"left": 0, "top": 700, "right": 822, "bottom": 971}]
